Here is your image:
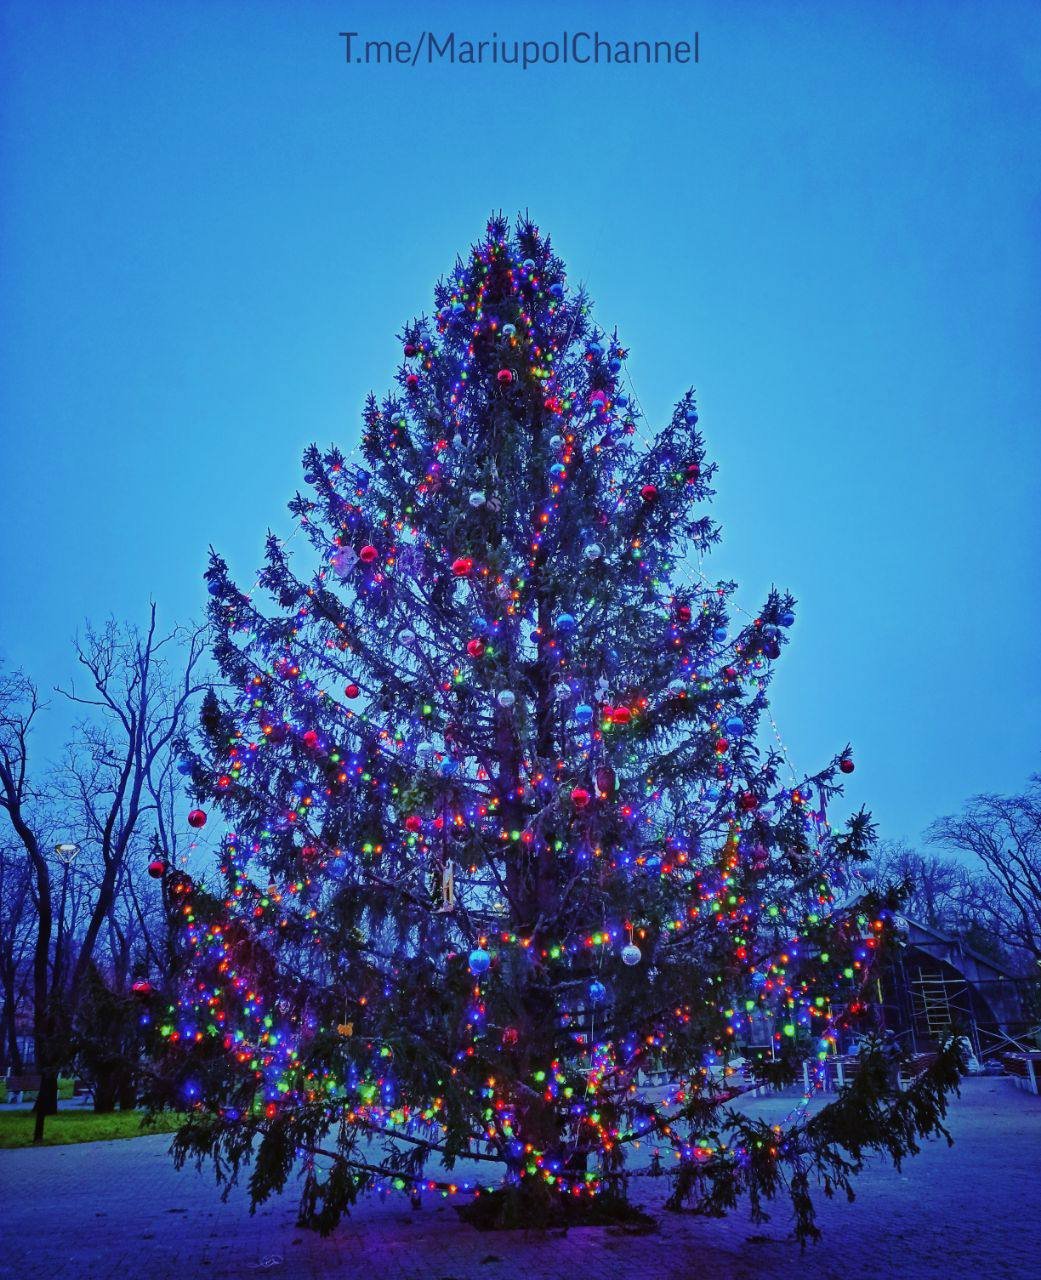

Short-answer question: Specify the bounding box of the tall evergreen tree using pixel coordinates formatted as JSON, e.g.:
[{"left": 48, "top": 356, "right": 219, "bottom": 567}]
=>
[{"left": 158, "top": 215, "right": 960, "bottom": 1236}]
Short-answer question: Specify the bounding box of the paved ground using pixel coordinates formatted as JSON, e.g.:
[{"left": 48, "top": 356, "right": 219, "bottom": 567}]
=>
[{"left": 1, "top": 1078, "right": 1038, "bottom": 1280}]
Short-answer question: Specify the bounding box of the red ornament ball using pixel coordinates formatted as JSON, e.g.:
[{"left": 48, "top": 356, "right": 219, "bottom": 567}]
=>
[
  {"left": 187, "top": 808, "right": 207, "bottom": 829},
  {"left": 610, "top": 706, "right": 632, "bottom": 726},
  {"left": 147, "top": 858, "right": 166, "bottom": 879},
  {"left": 640, "top": 484, "right": 658, "bottom": 502},
  {"left": 497, "top": 368, "right": 514, "bottom": 384},
  {"left": 131, "top": 980, "right": 154, "bottom": 997},
  {"left": 676, "top": 603, "right": 692, "bottom": 624},
  {"left": 840, "top": 758, "right": 855, "bottom": 774},
  {"left": 686, "top": 462, "right": 701, "bottom": 482},
  {"left": 466, "top": 639, "right": 485, "bottom": 659},
  {"left": 571, "top": 786, "right": 592, "bottom": 808},
  {"left": 406, "top": 373, "right": 419, "bottom": 388},
  {"left": 359, "top": 544, "right": 378, "bottom": 564},
  {"left": 451, "top": 556, "right": 474, "bottom": 577},
  {"left": 501, "top": 1026, "right": 520, "bottom": 1047},
  {"left": 737, "top": 791, "right": 759, "bottom": 813},
  {"left": 404, "top": 815, "right": 423, "bottom": 833},
  {"left": 344, "top": 683, "right": 360, "bottom": 699},
  {"left": 302, "top": 729, "right": 319, "bottom": 749},
  {"left": 404, "top": 343, "right": 418, "bottom": 357}
]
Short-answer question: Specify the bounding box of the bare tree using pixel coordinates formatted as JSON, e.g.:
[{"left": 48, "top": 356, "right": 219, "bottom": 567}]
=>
[
  {"left": 0, "top": 839, "right": 34, "bottom": 1072},
  {"left": 928, "top": 775, "right": 1041, "bottom": 965},
  {"left": 0, "top": 609, "right": 205, "bottom": 1139}
]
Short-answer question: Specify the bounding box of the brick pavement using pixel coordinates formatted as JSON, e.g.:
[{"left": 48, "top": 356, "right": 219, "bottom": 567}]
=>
[{"left": 0, "top": 1078, "right": 1038, "bottom": 1280}]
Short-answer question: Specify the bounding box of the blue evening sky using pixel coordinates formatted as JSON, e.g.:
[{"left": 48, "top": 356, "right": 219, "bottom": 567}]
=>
[{"left": 1, "top": 0, "right": 1039, "bottom": 846}]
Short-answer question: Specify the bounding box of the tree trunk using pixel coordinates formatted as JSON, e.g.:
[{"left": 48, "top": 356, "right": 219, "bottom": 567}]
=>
[
  {"left": 93, "top": 1067, "right": 118, "bottom": 1113},
  {"left": 32, "top": 1071, "right": 58, "bottom": 1142}
]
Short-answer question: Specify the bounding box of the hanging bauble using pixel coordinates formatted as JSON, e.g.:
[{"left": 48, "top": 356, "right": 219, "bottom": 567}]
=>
[
  {"left": 621, "top": 943, "right": 642, "bottom": 967},
  {"left": 451, "top": 556, "right": 474, "bottom": 577},
  {"left": 469, "top": 490, "right": 486, "bottom": 508},
  {"left": 549, "top": 282, "right": 564, "bottom": 298},
  {"left": 609, "top": 356, "right": 622, "bottom": 373},
  {"left": 495, "top": 582, "right": 511, "bottom": 600},
  {"left": 404, "top": 815, "right": 422, "bottom": 833},
  {"left": 610, "top": 706, "right": 632, "bottom": 726},
  {"left": 555, "top": 612, "right": 577, "bottom": 635},
  {"left": 416, "top": 742, "right": 436, "bottom": 766},
  {"left": 549, "top": 463, "right": 566, "bottom": 481},
  {"left": 713, "top": 625, "right": 728, "bottom": 643},
  {"left": 404, "top": 342, "right": 418, "bottom": 357},
  {"left": 187, "top": 809, "right": 207, "bottom": 829},
  {"left": 589, "top": 389, "right": 607, "bottom": 409},
  {"left": 501, "top": 323, "right": 516, "bottom": 339},
  {"left": 570, "top": 786, "right": 592, "bottom": 808},
  {"left": 675, "top": 603, "right": 692, "bottom": 624},
  {"left": 522, "top": 257, "right": 536, "bottom": 271},
  {"left": 466, "top": 639, "right": 485, "bottom": 659},
  {"left": 302, "top": 730, "right": 319, "bottom": 750},
  {"left": 588, "top": 980, "right": 607, "bottom": 1004},
  {"left": 553, "top": 681, "right": 572, "bottom": 703},
  {"left": 176, "top": 758, "right": 193, "bottom": 776},
  {"left": 640, "top": 484, "right": 658, "bottom": 502},
  {"left": 737, "top": 791, "right": 759, "bottom": 813},
  {"left": 549, "top": 434, "right": 564, "bottom": 450},
  {"left": 344, "top": 683, "right": 360, "bottom": 699},
  {"left": 587, "top": 340, "right": 604, "bottom": 357},
  {"left": 501, "top": 1025, "right": 519, "bottom": 1047},
  {"left": 330, "top": 546, "right": 358, "bottom": 577},
  {"left": 725, "top": 715, "right": 745, "bottom": 736},
  {"left": 839, "top": 758, "right": 855, "bottom": 774},
  {"left": 131, "top": 980, "right": 154, "bottom": 997},
  {"left": 779, "top": 610, "right": 796, "bottom": 628},
  {"left": 574, "top": 703, "right": 594, "bottom": 726},
  {"left": 468, "top": 947, "right": 491, "bottom": 975},
  {"left": 406, "top": 373, "right": 420, "bottom": 388},
  {"left": 497, "top": 368, "right": 514, "bottom": 385},
  {"left": 583, "top": 543, "right": 602, "bottom": 561},
  {"left": 497, "top": 690, "right": 516, "bottom": 709},
  {"left": 685, "top": 407, "right": 699, "bottom": 424},
  {"left": 595, "top": 765, "right": 616, "bottom": 797},
  {"left": 763, "top": 639, "right": 781, "bottom": 660},
  {"left": 147, "top": 858, "right": 166, "bottom": 879},
  {"left": 686, "top": 462, "right": 700, "bottom": 482},
  {"left": 452, "top": 300, "right": 465, "bottom": 315},
  {"left": 359, "top": 544, "right": 379, "bottom": 564}
]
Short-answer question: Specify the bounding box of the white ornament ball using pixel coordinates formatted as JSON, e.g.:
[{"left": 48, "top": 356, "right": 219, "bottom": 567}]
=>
[
  {"left": 549, "top": 434, "right": 564, "bottom": 450},
  {"left": 497, "top": 690, "right": 516, "bottom": 709},
  {"left": 583, "top": 544, "right": 603, "bottom": 562},
  {"left": 469, "top": 490, "right": 486, "bottom": 508},
  {"left": 621, "top": 943, "right": 642, "bottom": 967}
]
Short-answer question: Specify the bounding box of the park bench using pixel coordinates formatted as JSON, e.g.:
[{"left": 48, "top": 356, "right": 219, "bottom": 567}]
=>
[
  {"left": 1001, "top": 1051, "right": 1041, "bottom": 1096},
  {"left": 3, "top": 1073, "right": 42, "bottom": 1104}
]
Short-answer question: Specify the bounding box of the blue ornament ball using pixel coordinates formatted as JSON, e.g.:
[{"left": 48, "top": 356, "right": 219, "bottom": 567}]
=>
[
  {"left": 725, "top": 715, "right": 745, "bottom": 737},
  {"left": 588, "top": 980, "right": 607, "bottom": 1004},
  {"left": 779, "top": 610, "right": 796, "bottom": 628},
  {"left": 555, "top": 613, "right": 577, "bottom": 635},
  {"left": 574, "top": 703, "right": 594, "bottom": 726},
  {"left": 468, "top": 948, "right": 491, "bottom": 975}
]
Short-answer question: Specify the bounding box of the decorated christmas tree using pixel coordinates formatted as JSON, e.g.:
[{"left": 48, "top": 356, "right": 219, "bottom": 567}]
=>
[{"left": 157, "top": 215, "right": 960, "bottom": 1237}]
